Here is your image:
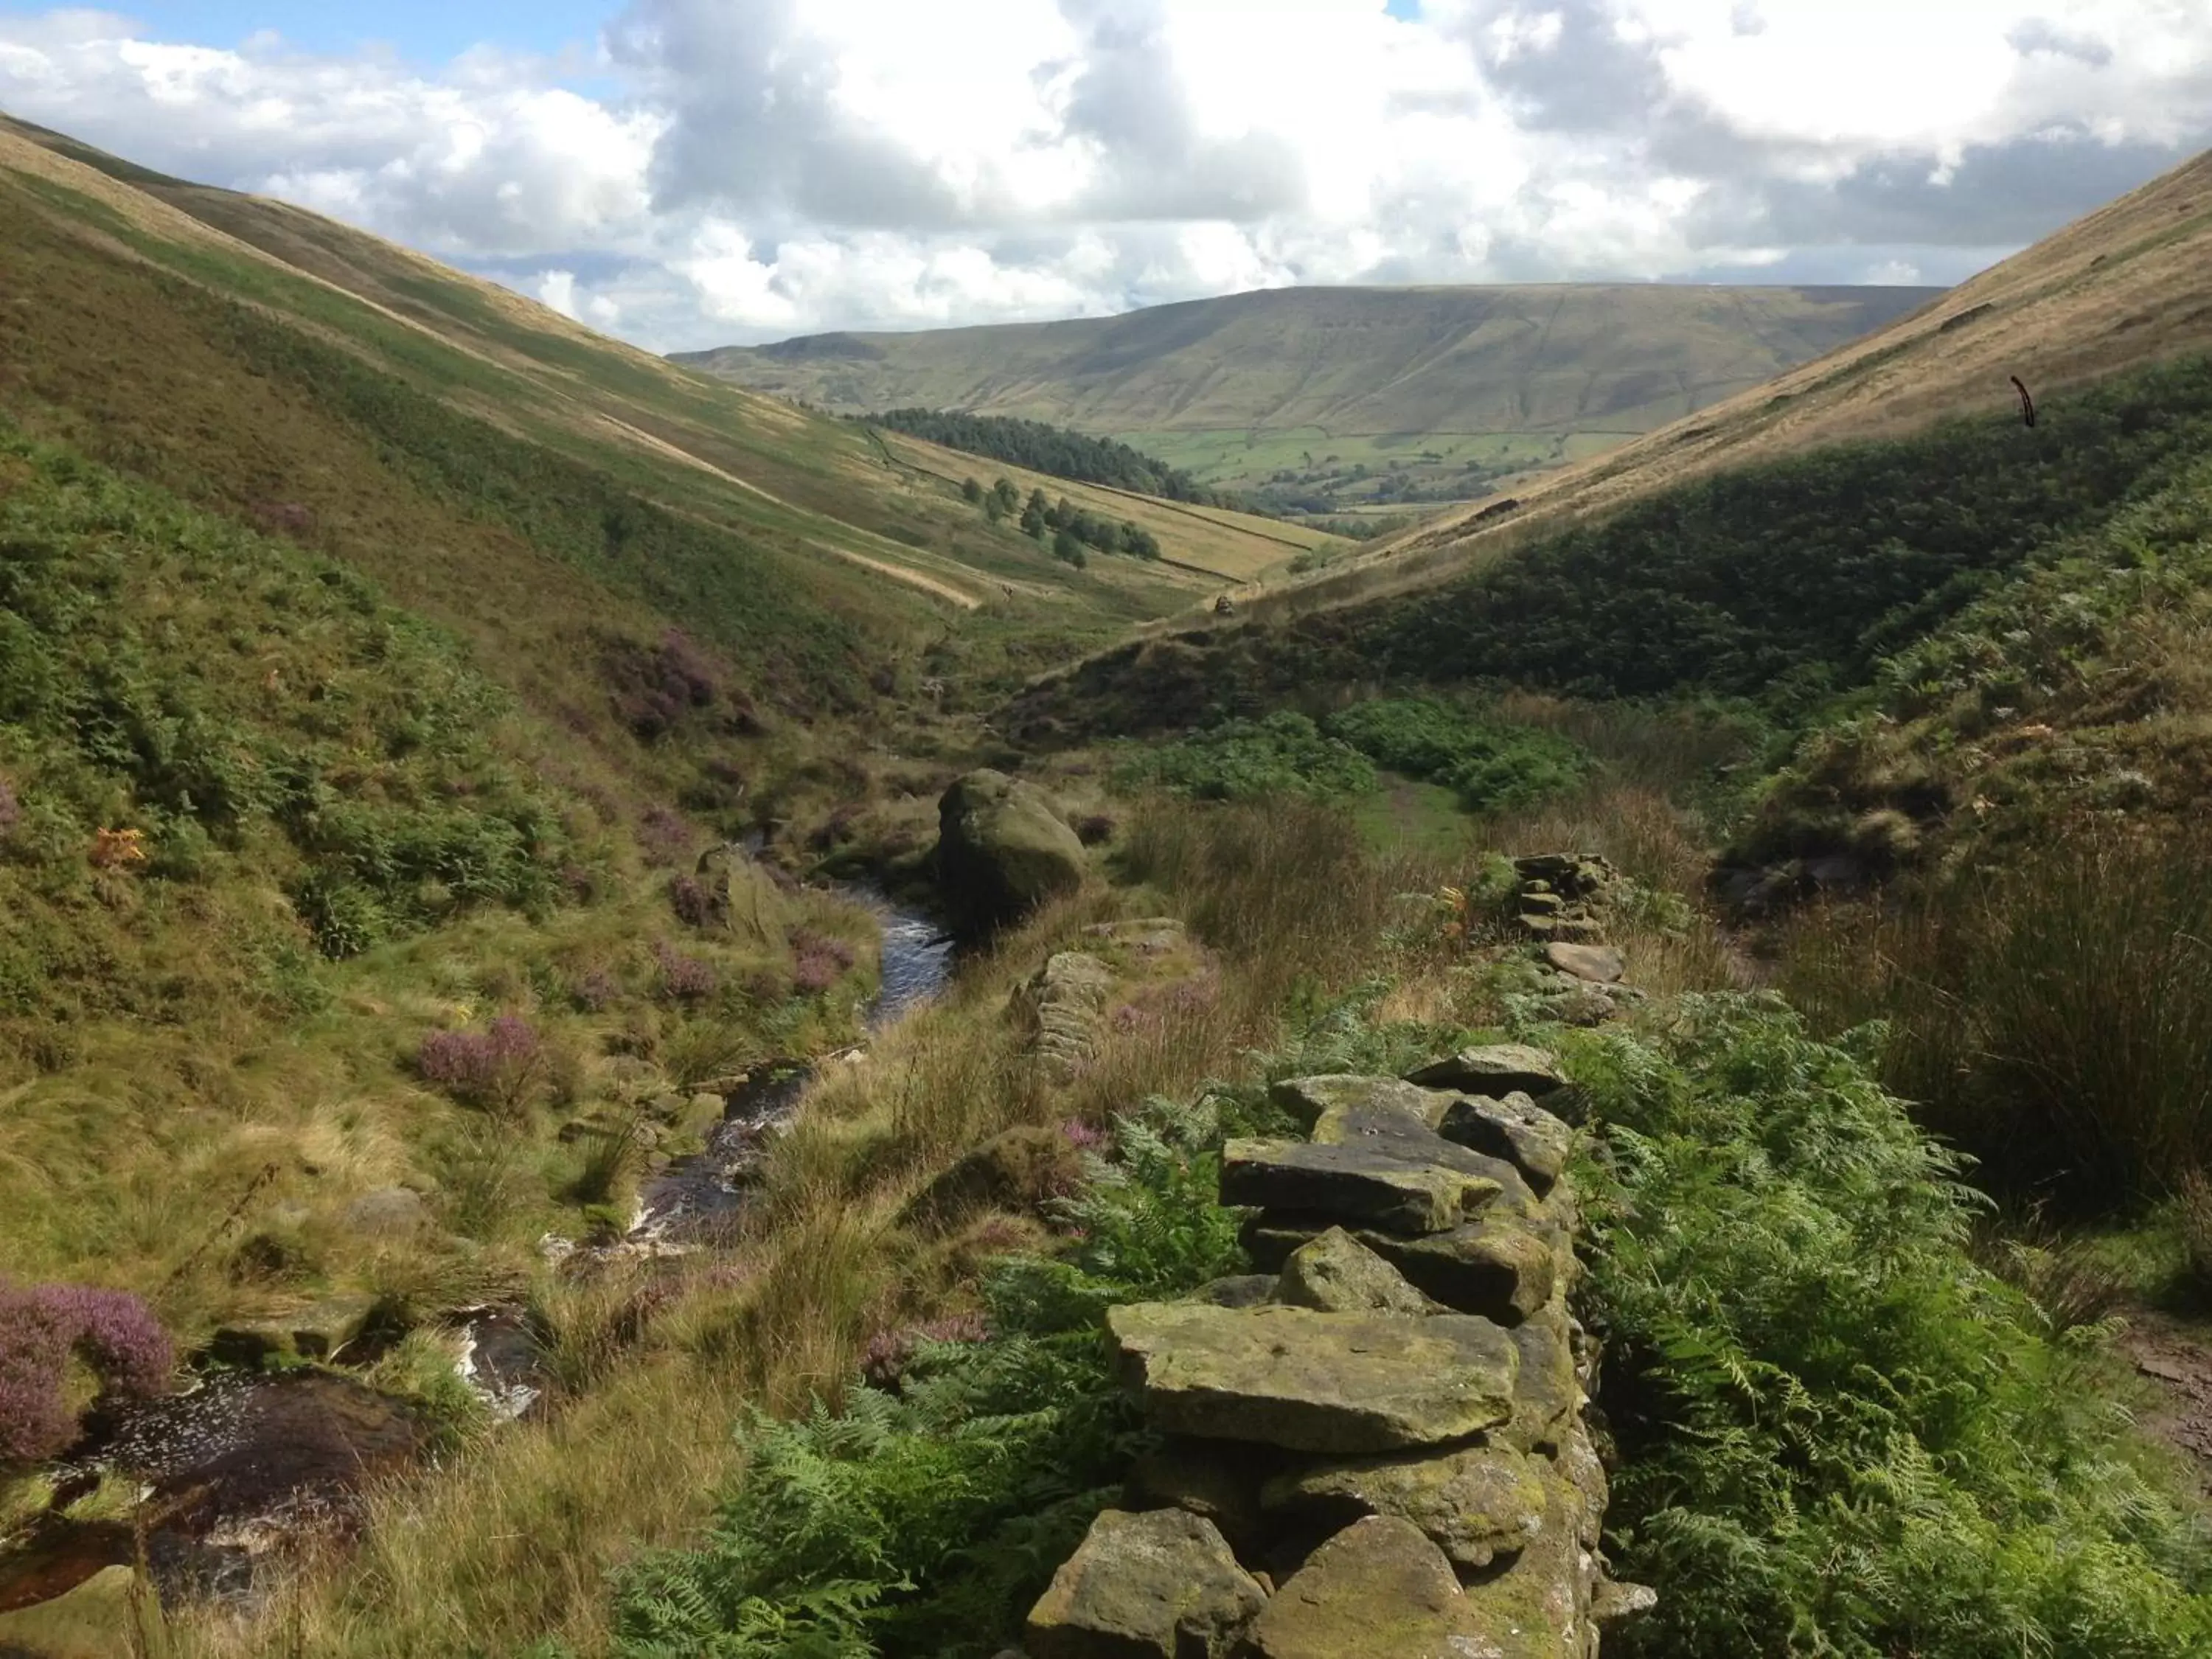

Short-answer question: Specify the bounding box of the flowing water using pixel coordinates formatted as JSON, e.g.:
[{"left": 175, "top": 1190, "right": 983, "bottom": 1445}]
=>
[
  {"left": 629, "top": 886, "right": 954, "bottom": 1244},
  {"left": 0, "top": 885, "right": 956, "bottom": 1623}
]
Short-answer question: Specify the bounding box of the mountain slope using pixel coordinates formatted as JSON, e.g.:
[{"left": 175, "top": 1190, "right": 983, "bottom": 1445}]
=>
[{"left": 677, "top": 283, "right": 1941, "bottom": 509}]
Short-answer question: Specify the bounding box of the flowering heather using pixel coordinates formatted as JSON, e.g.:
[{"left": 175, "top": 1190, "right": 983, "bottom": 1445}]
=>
[
  {"left": 1108, "top": 973, "right": 1221, "bottom": 1037},
  {"left": 639, "top": 806, "right": 693, "bottom": 869},
  {"left": 1, "top": 1281, "right": 173, "bottom": 1464},
  {"left": 669, "top": 874, "right": 718, "bottom": 928},
  {"left": 1062, "top": 1119, "right": 1111, "bottom": 1154},
  {"left": 416, "top": 1013, "right": 543, "bottom": 1108},
  {"left": 653, "top": 941, "right": 720, "bottom": 1003},
  {"left": 859, "top": 1311, "right": 991, "bottom": 1389},
  {"left": 790, "top": 929, "right": 858, "bottom": 995}
]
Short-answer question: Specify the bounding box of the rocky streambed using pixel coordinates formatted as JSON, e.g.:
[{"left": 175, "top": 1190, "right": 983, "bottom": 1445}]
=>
[{"left": 0, "top": 886, "right": 956, "bottom": 1629}]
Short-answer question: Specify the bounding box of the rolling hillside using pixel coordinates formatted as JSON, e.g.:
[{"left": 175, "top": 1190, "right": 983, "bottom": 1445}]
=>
[{"left": 677, "top": 283, "right": 1941, "bottom": 513}]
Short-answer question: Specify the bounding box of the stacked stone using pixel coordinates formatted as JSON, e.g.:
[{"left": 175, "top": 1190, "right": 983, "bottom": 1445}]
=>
[
  {"left": 1020, "top": 1046, "right": 1653, "bottom": 1659},
  {"left": 1512, "top": 853, "right": 1616, "bottom": 943}
]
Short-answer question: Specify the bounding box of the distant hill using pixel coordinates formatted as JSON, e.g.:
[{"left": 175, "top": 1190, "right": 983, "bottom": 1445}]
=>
[{"left": 676, "top": 284, "right": 1942, "bottom": 513}]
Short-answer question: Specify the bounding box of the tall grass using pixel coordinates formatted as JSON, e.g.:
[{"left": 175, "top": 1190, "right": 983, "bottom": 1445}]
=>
[{"left": 1781, "top": 822, "right": 2212, "bottom": 1211}]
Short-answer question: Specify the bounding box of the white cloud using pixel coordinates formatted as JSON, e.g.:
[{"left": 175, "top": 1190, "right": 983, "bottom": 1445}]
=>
[{"left": 1, "top": 0, "right": 2209, "bottom": 349}]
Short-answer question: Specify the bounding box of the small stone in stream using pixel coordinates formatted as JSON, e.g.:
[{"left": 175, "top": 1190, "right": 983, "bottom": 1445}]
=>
[
  {"left": 1405, "top": 1043, "right": 1567, "bottom": 1098},
  {"left": 1240, "top": 1515, "right": 1478, "bottom": 1659},
  {"left": 1108, "top": 1302, "right": 1519, "bottom": 1454},
  {"left": 1438, "top": 1093, "right": 1574, "bottom": 1190},
  {"left": 1023, "top": 1507, "right": 1265, "bottom": 1659},
  {"left": 1221, "top": 1138, "right": 1499, "bottom": 1234},
  {"left": 1268, "top": 1075, "right": 1451, "bottom": 1134},
  {"left": 1275, "top": 1228, "right": 1438, "bottom": 1315},
  {"left": 1543, "top": 942, "right": 1624, "bottom": 984},
  {"left": 1262, "top": 1441, "right": 1548, "bottom": 1570}
]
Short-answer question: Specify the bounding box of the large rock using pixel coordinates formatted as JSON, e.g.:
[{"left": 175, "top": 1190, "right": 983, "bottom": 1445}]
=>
[
  {"left": 1107, "top": 1303, "right": 1517, "bottom": 1454},
  {"left": 1274, "top": 1228, "right": 1438, "bottom": 1315},
  {"left": 936, "top": 769, "right": 1086, "bottom": 934},
  {"left": 1240, "top": 1515, "right": 1482, "bottom": 1659},
  {"left": 1221, "top": 1139, "right": 1500, "bottom": 1235},
  {"left": 1262, "top": 1441, "right": 1549, "bottom": 1570},
  {"left": 1024, "top": 1507, "right": 1265, "bottom": 1659},
  {"left": 1405, "top": 1044, "right": 1567, "bottom": 1098},
  {"left": 1438, "top": 1093, "right": 1575, "bottom": 1192}
]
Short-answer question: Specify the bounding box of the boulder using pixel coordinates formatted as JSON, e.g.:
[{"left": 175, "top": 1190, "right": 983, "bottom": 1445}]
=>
[
  {"left": 936, "top": 769, "right": 1086, "bottom": 935},
  {"left": 1267, "top": 1075, "right": 1451, "bottom": 1135},
  {"left": 1274, "top": 1228, "right": 1438, "bottom": 1315},
  {"left": 1262, "top": 1441, "right": 1548, "bottom": 1570},
  {"left": 1107, "top": 1303, "right": 1517, "bottom": 1455},
  {"left": 1542, "top": 942, "right": 1624, "bottom": 985},
  {"left": 1240, "top": 1516, "right": 1482, "bottom": 1659},
  {"left": 1437, "top": 1094, "right": 1575, "bottom": 1191},
  {"left": 1405, "top": 1044, "right": 1566, "bottom": 1098},
  {"left": 1220, "top": 1139, "right": 1499, "bottom": 1235},
  {"left": 1025, "top": 1507, "right": 1265, "bottom": 1659}
]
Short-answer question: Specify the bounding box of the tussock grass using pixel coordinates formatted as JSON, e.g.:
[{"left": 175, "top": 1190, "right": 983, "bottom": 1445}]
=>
[{"left": 1781, "top": 822, "right": 2212, "bottom": 1214}]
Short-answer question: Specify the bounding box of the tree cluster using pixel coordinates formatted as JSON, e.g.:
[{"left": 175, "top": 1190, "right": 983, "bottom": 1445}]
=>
[{"left": 872, "top": 407, "right": 1236, "bottom": 507}]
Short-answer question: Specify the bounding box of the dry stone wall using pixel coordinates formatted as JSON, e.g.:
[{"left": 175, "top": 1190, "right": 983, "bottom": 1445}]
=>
[{"left": 1018, "top": 1043, "right": 1652, "bottom": 1659}]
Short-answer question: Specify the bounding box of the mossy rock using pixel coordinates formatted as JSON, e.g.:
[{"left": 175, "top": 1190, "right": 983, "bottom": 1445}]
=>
[
  {"left": 935, "top": 769, "right": 1085, "bottom": 935},
  {"left": 1108, "top": 1302, "right": 1517, "bottom": 1454},
  {"left": 1024, "top": 1507, "right": 1265, "bottom": 1659},
  {"left": 1262, "top": 1441, "right": 1548, "bottom": 1570}
]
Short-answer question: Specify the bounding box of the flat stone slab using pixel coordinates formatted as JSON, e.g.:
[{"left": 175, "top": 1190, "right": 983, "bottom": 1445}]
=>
[
  {"left": 1275, "top": 1228, "right": 1438, "bottom": 1315},
  {"left": 1405, "top": 1044, "right": 1567, "bottom": 1098},
  {"left": 1438, "top": 1093, "right": 1574, "bottom": 1191},
  {"left": 1247, "top": 1217, "right": 1561, "bottom": 1324},
  {"left": 1308, "top": 1104, "right": 1540, "bottom": 1217},
  {"left": 1026, "top": 1507, "right": 1265, "bottom": 1659},
  {"left": 1241, "top": 1515, "right": 1486, "bottom": 1659},
  {"left": 1221, "top": 1138, "right": 1499, "bottom": 1235},
  {"left": 1543, "top": 942, "right": 1624, "bottom": 984},
  {"left": 1109, "top": 1303, "right": 1518, "bottom": 1455},
  {"left": 1264, "top": 1441, "right": 1548, "bottom": 1570},
  {"left": 1269, "top": 1074, "right": 1450, "bottom": 1134}
]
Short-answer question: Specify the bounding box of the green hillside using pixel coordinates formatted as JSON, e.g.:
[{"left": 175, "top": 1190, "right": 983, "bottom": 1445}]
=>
[{"left": 677, "top": 283, "right": 1941, "bottom": 512}]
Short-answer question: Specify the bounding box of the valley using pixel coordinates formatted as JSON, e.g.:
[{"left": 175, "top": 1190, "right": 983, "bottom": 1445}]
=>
[
  {"left": 678, "top": 283, "right": 1942, "bottom": 523},
  {"left": 4, "top": 101, "right": 2212, "bottom": 1659}
]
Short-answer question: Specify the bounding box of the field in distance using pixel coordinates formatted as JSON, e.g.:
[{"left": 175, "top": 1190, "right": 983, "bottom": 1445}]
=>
[{"left": 679, "top": 282, "right": 1942, "bottom": 516}]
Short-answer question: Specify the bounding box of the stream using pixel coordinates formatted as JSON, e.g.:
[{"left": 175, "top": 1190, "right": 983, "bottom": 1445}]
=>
[
  {"left": 0, "top": 885, "right": 956, "bottom": 1627},
  {"left": 631, "top": 886, "right": 953, "bottom": 1244}
]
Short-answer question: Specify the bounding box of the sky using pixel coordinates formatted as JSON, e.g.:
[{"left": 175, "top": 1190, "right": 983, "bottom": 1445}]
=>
[{"left": 1, "top": 3, "right": 2209, "bottom": 352}]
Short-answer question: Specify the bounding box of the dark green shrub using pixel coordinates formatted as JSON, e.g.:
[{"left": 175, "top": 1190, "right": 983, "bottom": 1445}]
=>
[
  {"left": 1117, "top": 712, "right": 1375, "bottom": 801},
  {"left": 1322, "top": 696, "right": 1590, "bottom": 811}
]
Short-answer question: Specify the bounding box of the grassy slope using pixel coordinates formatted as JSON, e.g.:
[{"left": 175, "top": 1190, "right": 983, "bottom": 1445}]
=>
[
  {"left": 678, "top": 283, "right": 1938, "bottom": 496},
  {"left": 0, "top": 111, "right": 1293, "bottom": 1391}
]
